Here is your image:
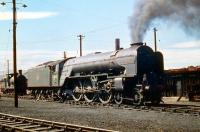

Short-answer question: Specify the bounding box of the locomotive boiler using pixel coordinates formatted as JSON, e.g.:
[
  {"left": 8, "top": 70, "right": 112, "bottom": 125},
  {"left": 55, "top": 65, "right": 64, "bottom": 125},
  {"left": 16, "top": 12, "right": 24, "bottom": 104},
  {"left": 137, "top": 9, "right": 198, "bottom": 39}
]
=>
[{"left": 59, "top": 42, "right": 164, "bottom": 105}]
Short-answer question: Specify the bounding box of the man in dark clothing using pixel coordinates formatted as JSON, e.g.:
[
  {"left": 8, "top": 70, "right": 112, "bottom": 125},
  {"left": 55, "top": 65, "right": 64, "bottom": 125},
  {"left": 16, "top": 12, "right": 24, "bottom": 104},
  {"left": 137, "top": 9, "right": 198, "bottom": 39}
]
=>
[{"left": 16, "top": 70, "right": 27, "bottom": 96}]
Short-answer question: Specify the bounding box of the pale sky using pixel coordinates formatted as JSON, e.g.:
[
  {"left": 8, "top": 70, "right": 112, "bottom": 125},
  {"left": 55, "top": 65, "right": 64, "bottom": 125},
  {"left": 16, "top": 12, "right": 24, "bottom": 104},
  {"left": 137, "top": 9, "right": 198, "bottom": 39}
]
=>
[{"left": 0, "top": 0, "right": 200, "bottom": 75}]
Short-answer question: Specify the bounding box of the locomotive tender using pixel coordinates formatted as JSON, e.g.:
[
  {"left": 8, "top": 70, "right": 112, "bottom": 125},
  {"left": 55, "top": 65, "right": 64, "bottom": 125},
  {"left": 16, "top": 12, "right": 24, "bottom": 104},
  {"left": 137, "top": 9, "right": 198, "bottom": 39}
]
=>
[{"left": 3, "top": 42, "right": 164, "bottom": 105}]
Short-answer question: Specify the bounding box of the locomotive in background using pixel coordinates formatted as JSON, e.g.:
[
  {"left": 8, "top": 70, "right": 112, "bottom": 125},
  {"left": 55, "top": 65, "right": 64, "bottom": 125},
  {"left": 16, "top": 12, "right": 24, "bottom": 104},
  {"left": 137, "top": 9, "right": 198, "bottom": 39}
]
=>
[{"left": 1, "top": 41, "right": 164, "bottom": 105}]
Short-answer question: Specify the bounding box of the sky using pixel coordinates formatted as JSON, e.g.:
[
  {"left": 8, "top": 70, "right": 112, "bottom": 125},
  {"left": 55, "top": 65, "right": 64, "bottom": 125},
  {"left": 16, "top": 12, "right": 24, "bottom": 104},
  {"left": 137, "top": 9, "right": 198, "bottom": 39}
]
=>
[{"left": 0, "top": 0, "right": 200, "bottom": 76}]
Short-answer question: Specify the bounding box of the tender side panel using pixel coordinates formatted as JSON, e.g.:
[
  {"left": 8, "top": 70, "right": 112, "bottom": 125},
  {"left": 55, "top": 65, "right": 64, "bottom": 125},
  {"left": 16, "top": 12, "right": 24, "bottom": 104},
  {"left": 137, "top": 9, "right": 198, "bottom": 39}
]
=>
[{"left": 25, "top": 67, "right": 50, "bottom": 87}]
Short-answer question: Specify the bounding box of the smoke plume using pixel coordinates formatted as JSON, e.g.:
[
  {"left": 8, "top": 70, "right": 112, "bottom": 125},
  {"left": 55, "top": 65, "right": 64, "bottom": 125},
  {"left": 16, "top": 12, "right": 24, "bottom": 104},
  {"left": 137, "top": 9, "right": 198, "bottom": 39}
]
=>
[{"left": 130, "top": 0, "right": 200, "bottom": 42}]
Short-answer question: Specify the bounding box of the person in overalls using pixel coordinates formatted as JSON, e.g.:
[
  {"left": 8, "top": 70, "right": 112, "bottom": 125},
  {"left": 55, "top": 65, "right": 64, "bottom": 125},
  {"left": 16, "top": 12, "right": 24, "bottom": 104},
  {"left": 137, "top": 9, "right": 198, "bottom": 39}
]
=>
[{"left": 16, "top": 70, "right": 27, "bottom": 96}]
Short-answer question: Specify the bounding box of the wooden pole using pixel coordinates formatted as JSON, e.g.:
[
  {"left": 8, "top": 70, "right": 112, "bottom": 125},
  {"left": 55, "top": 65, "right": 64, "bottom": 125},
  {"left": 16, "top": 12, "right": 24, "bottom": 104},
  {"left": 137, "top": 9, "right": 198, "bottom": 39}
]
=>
[
  {"left": 154, "top": 28, "right": 157, "bottom": 52},
  {"left": 13, "top": 0, "right": 18, "bottom": 108},
  {"left": 77, "top": 35, "right": 85, "bottom": 56}
]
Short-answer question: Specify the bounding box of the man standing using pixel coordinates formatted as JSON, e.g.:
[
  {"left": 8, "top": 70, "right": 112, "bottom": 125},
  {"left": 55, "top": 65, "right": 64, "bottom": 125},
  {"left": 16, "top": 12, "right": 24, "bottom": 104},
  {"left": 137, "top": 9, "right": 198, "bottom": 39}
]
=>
[{"left": 16, "top": 70, "right": 27, "bottom": 95}]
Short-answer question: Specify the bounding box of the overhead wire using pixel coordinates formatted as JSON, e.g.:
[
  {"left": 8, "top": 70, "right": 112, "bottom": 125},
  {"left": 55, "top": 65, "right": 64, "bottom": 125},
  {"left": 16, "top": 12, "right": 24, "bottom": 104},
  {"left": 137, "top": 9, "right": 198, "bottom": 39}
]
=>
[
  {"left": 19, "top": 1, "right": 127, "bottom": 43},
  {"left": 1, "top": 24, "right": 12, "bottom": 76},
  {"left": 1, "top": 1, "right": 129, "bottom": 47}
]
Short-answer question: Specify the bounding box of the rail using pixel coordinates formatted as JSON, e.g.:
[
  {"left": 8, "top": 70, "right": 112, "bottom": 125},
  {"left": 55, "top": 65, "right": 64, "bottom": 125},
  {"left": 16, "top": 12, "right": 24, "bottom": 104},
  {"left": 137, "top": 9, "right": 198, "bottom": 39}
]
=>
[
  {"left": 0, "top": 113, "right": 117, "bottom": 132},
  {"left": 65, "top": 100, "right": 200, "bottom": 116}
]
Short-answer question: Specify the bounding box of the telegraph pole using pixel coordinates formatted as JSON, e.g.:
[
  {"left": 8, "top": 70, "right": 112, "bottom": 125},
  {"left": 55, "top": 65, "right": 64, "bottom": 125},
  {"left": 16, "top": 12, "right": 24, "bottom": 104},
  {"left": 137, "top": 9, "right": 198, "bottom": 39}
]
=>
[
  {"left": 77, "top": 35, "right": 85, "bottom": 56},
  {"left": 7, "top": 60, "right": 9, "bottom": 76},
  {"left": 153, "top": 28, "right": 157, "bottom": 52},
  {"left": 1, "top": 0, "right": 27, "bottom": 108},
  {"left": 13, "top": 0, "right": 18, "bottom": 108}
]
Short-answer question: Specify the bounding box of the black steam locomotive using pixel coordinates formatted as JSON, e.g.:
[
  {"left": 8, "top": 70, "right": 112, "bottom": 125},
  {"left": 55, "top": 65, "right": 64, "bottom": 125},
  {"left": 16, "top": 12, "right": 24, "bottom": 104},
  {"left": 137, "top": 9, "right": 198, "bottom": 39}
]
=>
[
  {"left": 58, "top": 42, "right": 164, "bottom": 105},
  {"left": 2, "top": 42, "right": 164, "bottom": 105}
]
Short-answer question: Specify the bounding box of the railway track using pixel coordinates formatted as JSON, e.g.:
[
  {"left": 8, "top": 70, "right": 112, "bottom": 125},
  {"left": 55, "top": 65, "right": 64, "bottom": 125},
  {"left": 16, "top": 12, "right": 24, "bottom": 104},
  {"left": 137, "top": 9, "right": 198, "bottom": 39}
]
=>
[
  {"left": 64, "top": 100, "right": 200, "bottom": 116},
  {"left": 2, "top": 94, "right": 200, "bottom": 117},
  {"left": 0, "top": 113, "right": 116, "bottom": 132}
]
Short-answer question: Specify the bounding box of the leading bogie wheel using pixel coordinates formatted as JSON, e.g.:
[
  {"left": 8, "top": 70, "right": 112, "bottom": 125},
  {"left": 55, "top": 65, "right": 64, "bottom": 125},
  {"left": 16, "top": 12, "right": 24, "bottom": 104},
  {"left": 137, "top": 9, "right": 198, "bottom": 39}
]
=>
[{"left": 133, "top": 90, "right": 143, "bottom": 105}]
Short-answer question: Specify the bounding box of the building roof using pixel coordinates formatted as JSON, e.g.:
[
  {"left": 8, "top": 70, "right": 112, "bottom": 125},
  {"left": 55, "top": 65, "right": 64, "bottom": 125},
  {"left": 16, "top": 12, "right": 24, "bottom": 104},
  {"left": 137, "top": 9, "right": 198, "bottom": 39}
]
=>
[{"left": 165, "top": 66, "right": 200, "bottom": 74}]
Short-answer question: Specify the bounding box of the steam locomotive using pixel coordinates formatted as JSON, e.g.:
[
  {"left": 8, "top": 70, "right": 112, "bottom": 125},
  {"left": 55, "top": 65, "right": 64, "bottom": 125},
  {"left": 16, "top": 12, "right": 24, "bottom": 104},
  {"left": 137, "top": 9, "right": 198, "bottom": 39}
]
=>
[{"left": 2, "top": 42, "right": 164, "bottom": 105}]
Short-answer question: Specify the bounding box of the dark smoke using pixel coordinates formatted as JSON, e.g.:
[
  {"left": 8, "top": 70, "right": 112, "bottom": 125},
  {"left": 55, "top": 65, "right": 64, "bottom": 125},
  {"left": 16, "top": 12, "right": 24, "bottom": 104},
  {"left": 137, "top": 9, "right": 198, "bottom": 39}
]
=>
[{"left": 130, "top": 0, "right": 200, "bottom": 42}]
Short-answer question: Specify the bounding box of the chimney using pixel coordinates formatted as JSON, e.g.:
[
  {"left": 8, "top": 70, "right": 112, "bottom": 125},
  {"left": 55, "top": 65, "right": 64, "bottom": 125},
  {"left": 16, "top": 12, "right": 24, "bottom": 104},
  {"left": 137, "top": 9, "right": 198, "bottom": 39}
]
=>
[
  {"left": 64, "top": 51, "right": 67, "bottom": 59},
  {"left": 115, "top": 38, "right": 120, "bottom": 50}
]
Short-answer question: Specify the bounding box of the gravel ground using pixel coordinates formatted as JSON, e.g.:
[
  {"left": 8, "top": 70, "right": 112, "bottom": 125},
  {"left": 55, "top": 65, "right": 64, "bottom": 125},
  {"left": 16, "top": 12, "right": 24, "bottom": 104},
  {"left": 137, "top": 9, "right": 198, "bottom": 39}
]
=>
[{"left": 0, "top": 97, "right": 200, "bottom": 132}]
